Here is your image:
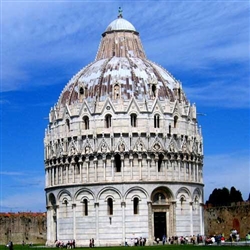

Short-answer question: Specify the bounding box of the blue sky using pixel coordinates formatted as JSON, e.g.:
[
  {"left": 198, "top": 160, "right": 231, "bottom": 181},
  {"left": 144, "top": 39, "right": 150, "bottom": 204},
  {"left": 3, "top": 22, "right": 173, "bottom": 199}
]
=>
[{"left": 0, "top": 0, "right": 249, "bottom": 212}]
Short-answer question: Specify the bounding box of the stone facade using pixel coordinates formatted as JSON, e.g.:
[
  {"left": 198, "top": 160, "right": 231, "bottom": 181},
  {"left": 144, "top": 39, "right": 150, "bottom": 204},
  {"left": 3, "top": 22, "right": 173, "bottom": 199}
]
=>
[
  {"left": 44, "top": 12, "right": 204, "bottom": 246},
  {"left": 1, "top": 203, "right": 249, "bottom": 245}
]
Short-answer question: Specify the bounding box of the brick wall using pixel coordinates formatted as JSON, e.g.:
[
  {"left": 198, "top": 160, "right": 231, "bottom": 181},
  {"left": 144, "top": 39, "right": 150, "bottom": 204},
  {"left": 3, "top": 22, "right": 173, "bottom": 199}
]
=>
[
  {"left": 0, "top": 212, "right": 46, "bottom": 245},
  {"left": 204, "top": 201, "right": 250, "bottom": 239}
]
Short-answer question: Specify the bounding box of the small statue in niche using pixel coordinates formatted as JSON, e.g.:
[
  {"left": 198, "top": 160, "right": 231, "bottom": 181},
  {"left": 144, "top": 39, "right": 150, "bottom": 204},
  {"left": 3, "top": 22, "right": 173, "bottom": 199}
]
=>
[
  {"left": 101, "top": 143, "right": 107, "bottom": 152},
  {"left": 169, "top": 142, "right": 175, "bottom": 152},
  {"left": 137, "top": 141, "right": 143, "bottom": 151},
  {"left": 119, "top": 143, "right": 125, "bottom": 152},
  {"left": 114, "top": 84, "right": 120, "bottom": 99},
  {"left": 85, "top": 146, "right": 90, "bottom": 154},
  {"left": 71, "top": 146, "right": 76, "bottom": 155}
]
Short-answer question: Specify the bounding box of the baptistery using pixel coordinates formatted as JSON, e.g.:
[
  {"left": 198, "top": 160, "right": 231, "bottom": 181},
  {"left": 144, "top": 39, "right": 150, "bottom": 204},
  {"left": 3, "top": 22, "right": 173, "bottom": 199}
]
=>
[{"left": 44, "top": 10, "right": 204, "bottom": 246}]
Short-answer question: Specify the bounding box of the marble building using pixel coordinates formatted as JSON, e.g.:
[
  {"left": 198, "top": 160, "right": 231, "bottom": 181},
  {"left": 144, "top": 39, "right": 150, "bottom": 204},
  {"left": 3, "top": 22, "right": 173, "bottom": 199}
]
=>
[{"left": 44, "top": 10, "right": 204, "bottom": 246}]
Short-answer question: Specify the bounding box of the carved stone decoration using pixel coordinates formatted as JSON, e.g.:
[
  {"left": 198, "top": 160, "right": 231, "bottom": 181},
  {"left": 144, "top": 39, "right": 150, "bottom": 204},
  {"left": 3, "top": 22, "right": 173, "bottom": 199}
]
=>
[
  {"left": 153, "top": 143, "right": 161, "bottom": 151},
  {"left": 97, "top": 139, "right": 110, "bottom": 153}
]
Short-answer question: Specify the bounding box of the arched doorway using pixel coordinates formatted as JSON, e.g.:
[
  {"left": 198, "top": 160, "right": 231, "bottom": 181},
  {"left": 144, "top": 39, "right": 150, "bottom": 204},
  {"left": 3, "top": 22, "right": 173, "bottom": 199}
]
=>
[{"left": 151, "top": 187, "right": 174, "bottom": 241}]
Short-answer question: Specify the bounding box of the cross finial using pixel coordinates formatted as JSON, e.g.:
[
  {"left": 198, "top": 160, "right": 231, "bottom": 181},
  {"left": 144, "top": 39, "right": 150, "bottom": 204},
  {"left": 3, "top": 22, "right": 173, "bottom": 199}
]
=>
[{"left": 118, "top": 7, "right": 123, "bottom": 18}]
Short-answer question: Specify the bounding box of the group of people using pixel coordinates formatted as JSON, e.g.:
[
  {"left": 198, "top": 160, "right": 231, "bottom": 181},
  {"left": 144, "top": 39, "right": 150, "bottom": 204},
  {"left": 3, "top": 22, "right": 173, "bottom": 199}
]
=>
[
  {"left": 55, "top": 239, "right": 75, "bottom": 248},
  {"left": 125, "top": 237, "right": 147, "bottom": 246},
  {"left": 155, "top": 234, "right": 204, "bottom": 245},
  {"left": 89, "top": 238, "right": 94, "bottom": 247}
]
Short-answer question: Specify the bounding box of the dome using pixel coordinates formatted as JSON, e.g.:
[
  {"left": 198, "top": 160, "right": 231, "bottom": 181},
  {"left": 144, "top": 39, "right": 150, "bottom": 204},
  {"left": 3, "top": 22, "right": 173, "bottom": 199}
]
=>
[
  {"left": 57, "top": 13, "right": 187, "bottom": 107},
  {"left": 105, "top": 17, "right": 136, "bottom": 32},
  {"left": 58, "top": 57, "right": 183, "bottom": 106}
]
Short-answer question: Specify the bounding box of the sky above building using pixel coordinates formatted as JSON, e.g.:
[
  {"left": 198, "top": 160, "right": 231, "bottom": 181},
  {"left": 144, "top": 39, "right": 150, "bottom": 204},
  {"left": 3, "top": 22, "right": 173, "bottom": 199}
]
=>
[{"left": 0, "top": 0, "right": 249, "bottom": 212}]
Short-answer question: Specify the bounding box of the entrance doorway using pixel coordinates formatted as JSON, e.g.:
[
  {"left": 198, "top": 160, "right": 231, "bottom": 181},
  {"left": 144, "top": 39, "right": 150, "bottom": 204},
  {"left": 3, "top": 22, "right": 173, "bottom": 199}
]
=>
[{"left": 154, "top": 212, "right": 166, "bottom": 240}]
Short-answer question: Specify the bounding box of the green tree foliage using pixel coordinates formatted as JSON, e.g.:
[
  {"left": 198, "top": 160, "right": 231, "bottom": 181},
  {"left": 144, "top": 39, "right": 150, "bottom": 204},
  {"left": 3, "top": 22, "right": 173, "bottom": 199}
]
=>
[{"left": 206, "top": 186, "right": 243, "bottom": 206}]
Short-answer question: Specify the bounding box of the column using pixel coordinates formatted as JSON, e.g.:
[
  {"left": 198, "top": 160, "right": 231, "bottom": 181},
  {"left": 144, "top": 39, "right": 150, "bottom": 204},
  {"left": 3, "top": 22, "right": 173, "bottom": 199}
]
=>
[
  {"left": 184, "top": 161, "right": 187, "bottom": 181},
  {"left": 52, "top": 167, "right": 55, "bottom": 186},
  {"left": 79, "top": 161, "right": 82, "bottom": 183},
  {"left": 139, "top": 154, "right": 142, "bottom": 180},
  {"left": 60, "top": 166, "right": 63, "bottom": 184},
  {"left": 72, "top": 164, "right": 75, "bottom": 183},
  {"left": 155, "top": 155, "right": 158, "bottom": 180},
  {"left": 147, "top": 156, "right": 151, "bottom": 180},
  {"left": 56, "top": 205, "right": 59, "bottom": 242},
  {"left": 94, "top": 202, "right": 99, "bottom": 245},
  {"left": 200, "top": 203, "right": 204, "bottom": 235},
  {"left": 86, "top": 158, "right": 89, "bottom": 182},
  {"left": 147, "top": 201, "right": 153, "bottom": 243},
  {"left": 121, "top": 202, "right": 126, "bottom": 244},
  {"left": 189, "top": 202, "right": 193, "bottom": 235},
  {"left": 111, "top": 156, "right": 114, "bottom": 181},
  {"left": 103, "top": 156, "right": 106, "bottom": 181},
  {"left": 164, "top": 159, "right": 167, "bottom": 180},
  {"left": 130, "top": 154, "right": 133, "bottom": 179},
  {"left": 196, "top": 164, "right": 198, "bottom": 182},
  {"left": 45, "top": 169, "right": 48, "bottom": 187},
  {"left": 121, "top": 154, "right": 124, "bottom": 181},
  {"left": 94, "top": 157, "right": 97, "bottom": 182},
  {"left": 178, "top": 160, "right": 181, "bottom": 180},
  {"left": 66, "top": 164, "right": 69, "bottom": 184},
  {"left": 171, "top": 202, "right": 176, "bottom": 236},
  {"left": 72, "top": 203, "right": 76, "bottom": 240}
]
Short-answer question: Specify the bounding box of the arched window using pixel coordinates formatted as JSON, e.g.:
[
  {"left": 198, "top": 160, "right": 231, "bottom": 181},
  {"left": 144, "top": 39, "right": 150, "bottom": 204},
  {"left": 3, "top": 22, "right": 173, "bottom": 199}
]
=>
[
  {"left": 79, "top": 87, "right": 84, "bottom": 95},
  {"left": 158, "top": 154, "right": 164, "bottom": 172},
  {"left": 83, "top": 116, "right": 89, "bottom": 130},
  {"left": 105, "top": 114, "right": 112, "bottom": 128},
  {"left": 107, "top": 198, "right": 113, "bottom": 215},
  {"left": 66, "top": 119, "right": 70, "bottom": 132},
  {"left": 115, "top": 154, "right": 121, "bottom": 172},
  {"left": 152, "top": 84, "right": 157, "bottom": 97},
  {"left": 83, "top": 199, "right": 88, "bottom": 216},
  {"left": 79, "top": 87, "right": 84, "bottom": 102},
  {"left": 174, "top": 116, "right": 178, "bottom": 128},
  {"left": 131, "top": 114, "right": 137, "bottom": 127},
  {"left": 133, "top": 197, "right": 139, "bottom": 214},
  {"left": 154, "top": 114, "right": 160, "bottom": 128}
]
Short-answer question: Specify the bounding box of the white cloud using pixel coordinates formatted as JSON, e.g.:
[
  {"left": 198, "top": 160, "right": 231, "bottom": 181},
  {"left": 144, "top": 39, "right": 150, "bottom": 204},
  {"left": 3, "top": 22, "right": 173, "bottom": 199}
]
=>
[
  {"left": 2, "top": 1, "right": 249, "bottom": 93},
  {"left": 0, "top": 191, "right": 46, "bottom": 212},
  {"left": 185, "top": 77, "right": 250, "bottom": 109},
  {"left": 0, "top": 171, "right": 45, "bottom": 212},
  {"left": 204, "top": 151, "right": 250, "bottom": 201}
]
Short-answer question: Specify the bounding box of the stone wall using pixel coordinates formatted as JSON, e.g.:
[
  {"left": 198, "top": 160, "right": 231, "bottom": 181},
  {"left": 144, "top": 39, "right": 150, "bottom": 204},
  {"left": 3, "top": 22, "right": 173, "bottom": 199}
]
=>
[
  {"left": 0, "top": 212, "right": 46, "bottom": 245},
  {"left": 204, "top": 201, "right": 250, "bottom": 239}
]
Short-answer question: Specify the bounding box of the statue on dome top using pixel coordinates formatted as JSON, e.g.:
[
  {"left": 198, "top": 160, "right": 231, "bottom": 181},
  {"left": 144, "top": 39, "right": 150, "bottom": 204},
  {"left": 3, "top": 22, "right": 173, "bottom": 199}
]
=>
[{"left": 118, "top": 7, "right": 123, "bottom": 18}]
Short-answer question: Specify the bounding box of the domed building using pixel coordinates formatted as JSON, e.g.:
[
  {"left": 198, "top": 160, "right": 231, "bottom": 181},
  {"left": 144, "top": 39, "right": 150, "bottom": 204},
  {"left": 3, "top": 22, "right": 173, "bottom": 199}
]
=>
[{"left": 44, "top": 10, "right": 204, "bottom": 246}]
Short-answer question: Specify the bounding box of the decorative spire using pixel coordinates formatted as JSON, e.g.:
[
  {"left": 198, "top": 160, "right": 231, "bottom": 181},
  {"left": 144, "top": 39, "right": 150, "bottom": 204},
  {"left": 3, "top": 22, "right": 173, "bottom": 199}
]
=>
[{"left": 118, "top": 7, "right": 123, "bottom": 18}]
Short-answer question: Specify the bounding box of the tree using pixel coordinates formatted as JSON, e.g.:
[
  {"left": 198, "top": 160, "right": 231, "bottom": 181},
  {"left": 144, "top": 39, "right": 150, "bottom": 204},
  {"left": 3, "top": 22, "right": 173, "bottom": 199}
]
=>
[
  {"left": 229, "top": 186, "right": 243, "bottom": 203},
  {"left": 206, "top": 186, "right": 243, "bottom": 206}
]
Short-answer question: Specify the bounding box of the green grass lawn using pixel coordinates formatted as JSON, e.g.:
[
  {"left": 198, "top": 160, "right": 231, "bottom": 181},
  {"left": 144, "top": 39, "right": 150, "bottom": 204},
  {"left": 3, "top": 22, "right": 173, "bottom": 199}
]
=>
[{"left": 1, "top": 244, "right": 250, "bottom": 250}]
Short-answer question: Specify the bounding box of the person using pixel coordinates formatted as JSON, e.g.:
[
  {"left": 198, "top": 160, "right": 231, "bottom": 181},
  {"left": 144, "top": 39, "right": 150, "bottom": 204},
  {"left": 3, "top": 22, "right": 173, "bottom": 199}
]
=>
[
  {"left": 162, "top": 235, "right": 166, "bottom": 245},
  {"left": 9, "top": 241, "right": 13, "bottom": 250}
]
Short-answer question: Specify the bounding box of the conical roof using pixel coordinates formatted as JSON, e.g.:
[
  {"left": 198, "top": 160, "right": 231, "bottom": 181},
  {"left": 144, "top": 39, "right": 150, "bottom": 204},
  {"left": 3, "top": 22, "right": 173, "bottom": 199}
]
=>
[{"left": 57, "top": 12, "right": 187, "bottom": 107}]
